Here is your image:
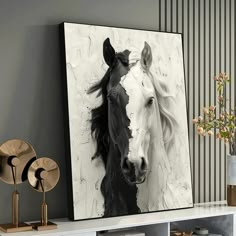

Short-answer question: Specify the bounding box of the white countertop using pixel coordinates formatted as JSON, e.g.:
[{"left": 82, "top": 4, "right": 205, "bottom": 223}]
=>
[{"left": 1, "top": 201, "right": 236, "bottom": 236}]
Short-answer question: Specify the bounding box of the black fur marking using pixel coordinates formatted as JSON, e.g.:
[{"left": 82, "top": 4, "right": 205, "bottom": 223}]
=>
[{"left": 88, "top": 39, "right": 140, "bottom": 217}]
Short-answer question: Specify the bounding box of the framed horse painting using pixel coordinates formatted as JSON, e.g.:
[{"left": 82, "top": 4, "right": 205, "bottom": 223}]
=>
[{"left": 61, "top": 23, "right": 193, "bottom": 221}]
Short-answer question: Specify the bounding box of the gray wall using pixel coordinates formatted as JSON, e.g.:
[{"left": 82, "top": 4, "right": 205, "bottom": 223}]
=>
[{"left": 0, "top": 0, "right": 235, "bottom": 223}]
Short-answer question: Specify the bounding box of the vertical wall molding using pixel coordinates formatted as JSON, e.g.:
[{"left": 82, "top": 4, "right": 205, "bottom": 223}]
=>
[{"left": 157, "top": 0, "right": 235, "bottom": 203}]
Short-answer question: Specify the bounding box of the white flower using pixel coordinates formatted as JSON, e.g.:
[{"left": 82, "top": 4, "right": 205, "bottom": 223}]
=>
[
  {"left": 207, "top": 130, "right": 214, "bottom": 136},
  {"left": 209, "top": 105, "right": 215, "bottom": 111},
  {"left": 198, "top": 116, "right": 203, "bottom": 121},
  {"left": 203, "top": 107, "right": 209, "bottom": 114},
  {"left": 197, "top": 127, "right": 204, "bottom": 134}
]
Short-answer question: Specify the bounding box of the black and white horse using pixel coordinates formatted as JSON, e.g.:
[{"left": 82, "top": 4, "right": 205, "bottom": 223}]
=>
[{"left": 88, "top": 38, "right": 177, "bottom": 216}]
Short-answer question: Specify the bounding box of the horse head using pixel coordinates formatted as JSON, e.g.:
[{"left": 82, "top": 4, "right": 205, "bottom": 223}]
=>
[
  {"left": 104, "top": 39, "right": 155, "bottom": 185},
  {"left": 103, "top": 38, "right": 132, "bottom": 171},
  {"left": 89, "top": 38, "right": 155, "bottom": 186},
  {"left": 119, "top": 42, "right": 155, "bottom": 185}
]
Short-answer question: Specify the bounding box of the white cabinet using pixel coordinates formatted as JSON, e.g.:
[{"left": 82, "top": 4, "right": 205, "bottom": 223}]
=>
[{"left": 0, "top": 201, "right": 236, "bottom": 236}]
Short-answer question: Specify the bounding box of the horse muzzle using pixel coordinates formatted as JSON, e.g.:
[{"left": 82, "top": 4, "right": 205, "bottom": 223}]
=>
[
  {"left": 123, "top": 173, "right": 146, "bottom": 185},
  {"left": 121, "top": 157, "right": 148, "bottom": 185}
]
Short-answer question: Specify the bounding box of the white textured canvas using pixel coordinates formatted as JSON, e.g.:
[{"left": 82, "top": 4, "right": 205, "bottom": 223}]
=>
[{"left": 63, "top": 23, "right": 193, "bottom": 220}]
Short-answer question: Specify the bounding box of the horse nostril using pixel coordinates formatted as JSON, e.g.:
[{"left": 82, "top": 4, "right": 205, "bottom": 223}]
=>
[
  {"left": 122, "top": 157, "right": 131, "bottom": 173},
  {"left": 140, "top": 157, "right": 147, "bottom": 172}
]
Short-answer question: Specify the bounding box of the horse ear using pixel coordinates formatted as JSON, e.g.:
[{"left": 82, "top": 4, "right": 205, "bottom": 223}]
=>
[
  {"left": 103, "top": 38, "right": 116, "bottom": 67},
  {"left": 141, "top": 42, "right": 152, "bottom": 70}
]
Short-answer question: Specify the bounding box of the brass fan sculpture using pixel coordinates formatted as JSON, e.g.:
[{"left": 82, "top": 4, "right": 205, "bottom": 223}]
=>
[
  {"left": 28, "top": 157, "right": 60, "bottom": 231},
  {"left": 0, "top": 139, "right": 36, "bottom": 233}
]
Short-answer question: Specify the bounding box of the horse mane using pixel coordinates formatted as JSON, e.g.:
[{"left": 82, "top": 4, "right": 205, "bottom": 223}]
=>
[
  {"left": 149, "top": 71, "right": 178, "bottom": 149},
  {"left": 87, "top": 69, "right": 110, "bottom": 165},
  {"left": 129, "top": 50, "right": 178, "bottom": 150},
  {"left": 87, "top": 52, "right": 129, "bottom": 166}
]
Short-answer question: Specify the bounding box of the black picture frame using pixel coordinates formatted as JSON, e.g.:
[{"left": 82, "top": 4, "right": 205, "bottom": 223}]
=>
[{"left": 60, "top": 22, "right": 193, "bottom": 221}]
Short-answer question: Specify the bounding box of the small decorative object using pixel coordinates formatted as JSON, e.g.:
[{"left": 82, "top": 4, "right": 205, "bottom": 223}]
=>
[
  {"left": 0, "top": 139, "right": 36, "bottom": 233},
  {"left": 192, "top": 226, "right": 221, "bottom": 236},
  {"left": 61, "top": 22, "right": 193, "bottom": 220},
  {"left": 192, "top": 73, "right": 236, "bottom": 206},
  {"left": 192, "top": 227, "right": 208, "bottom": 235},
  {"left": 27, "top": 157, "right": 60, "bottom": 231}
]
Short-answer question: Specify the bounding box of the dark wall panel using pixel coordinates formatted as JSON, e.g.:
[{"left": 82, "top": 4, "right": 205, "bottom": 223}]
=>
[{"left": 159, "top": 0, "right": 236, "bottom": 203}]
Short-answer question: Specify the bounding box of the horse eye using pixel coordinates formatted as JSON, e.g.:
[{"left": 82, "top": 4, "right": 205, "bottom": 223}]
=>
[{"left": 147, "top": 97, "right": 154, "bottom": 106}]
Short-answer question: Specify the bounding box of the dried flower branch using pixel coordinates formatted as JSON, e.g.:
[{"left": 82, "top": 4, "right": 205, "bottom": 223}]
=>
[{"left": 192, "top": 73, "right": 236, "bottom": 155}]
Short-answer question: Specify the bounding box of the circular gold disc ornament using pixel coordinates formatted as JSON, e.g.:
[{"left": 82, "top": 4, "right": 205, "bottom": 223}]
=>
[
  {"left": 28, "top": 157, "right": 60, "bottom": 192},
  {"left": 0, "top": 139, "right": 37, "bottom": 184}
]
